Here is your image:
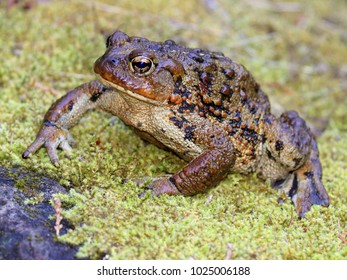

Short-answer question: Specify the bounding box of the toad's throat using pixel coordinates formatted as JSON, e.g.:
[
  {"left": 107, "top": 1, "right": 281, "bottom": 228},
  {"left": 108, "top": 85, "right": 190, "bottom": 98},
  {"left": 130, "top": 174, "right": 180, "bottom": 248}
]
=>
[{"left": 96, "top": 74, "right": 163, "bottom": 106}]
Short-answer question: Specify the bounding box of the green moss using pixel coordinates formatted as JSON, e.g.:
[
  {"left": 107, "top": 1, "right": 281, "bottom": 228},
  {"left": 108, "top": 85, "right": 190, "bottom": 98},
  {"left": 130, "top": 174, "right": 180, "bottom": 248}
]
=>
[
  {"left": 14, "top": 178, "right": 27, "bottom": 190},
  {"left": 1, "top": 0, "right": 346, "bottom": 259},
  {"left": 25, "top": 192, "right": 45, "bottom": 206}
]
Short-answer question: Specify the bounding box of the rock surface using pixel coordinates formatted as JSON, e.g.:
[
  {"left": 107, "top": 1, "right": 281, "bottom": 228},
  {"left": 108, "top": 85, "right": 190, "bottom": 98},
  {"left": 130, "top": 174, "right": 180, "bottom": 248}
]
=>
[{"left": 0, "top": 167, "right": 77, "bottom": 259}]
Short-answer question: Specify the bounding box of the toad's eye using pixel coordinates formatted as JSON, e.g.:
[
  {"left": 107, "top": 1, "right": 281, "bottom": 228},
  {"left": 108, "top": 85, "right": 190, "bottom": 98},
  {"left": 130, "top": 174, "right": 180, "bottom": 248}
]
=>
[{"left": 130, "top": 56, "right": 155, "bottom": 75}]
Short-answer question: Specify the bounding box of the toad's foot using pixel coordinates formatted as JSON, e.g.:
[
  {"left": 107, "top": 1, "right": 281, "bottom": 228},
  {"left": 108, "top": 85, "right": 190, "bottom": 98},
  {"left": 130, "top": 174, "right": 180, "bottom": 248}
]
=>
[
  {"left": 22, "top": 123, "right": 74, "bottom": 165},
  {"left": 138, "top": 176, "right": 181, "bottom": 198},
  {"left": 271, "top": 160, "right": 329, "bottom": 218}
]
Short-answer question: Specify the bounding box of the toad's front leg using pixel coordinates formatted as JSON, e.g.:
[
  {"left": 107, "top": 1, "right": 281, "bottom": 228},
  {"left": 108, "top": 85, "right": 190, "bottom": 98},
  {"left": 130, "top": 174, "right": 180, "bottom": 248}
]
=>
[{"left": 22, "top": 80, "right": 109, "bottom": 164}]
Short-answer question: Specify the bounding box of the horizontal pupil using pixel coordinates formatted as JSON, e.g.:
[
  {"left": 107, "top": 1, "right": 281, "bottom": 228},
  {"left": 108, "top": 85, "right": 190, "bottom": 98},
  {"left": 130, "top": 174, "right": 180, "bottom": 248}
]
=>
[{"left": 135, "top": 61, "right": 150, "bottom": 69}]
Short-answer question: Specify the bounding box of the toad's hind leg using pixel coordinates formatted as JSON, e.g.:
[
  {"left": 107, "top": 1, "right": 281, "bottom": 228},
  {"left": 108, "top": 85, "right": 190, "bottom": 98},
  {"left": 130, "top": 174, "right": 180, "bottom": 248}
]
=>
[
  {"left": 269, "top": 111, "right": 329, "bottom": 218},
  {"left": 142, "top": 141, "right": 235, "bottom": 197}
]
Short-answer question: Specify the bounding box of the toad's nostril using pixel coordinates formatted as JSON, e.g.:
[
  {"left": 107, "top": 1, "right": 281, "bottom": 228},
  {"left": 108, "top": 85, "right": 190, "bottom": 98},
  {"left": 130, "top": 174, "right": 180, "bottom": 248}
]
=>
[{"left": 109, "top": 57, "right": 120, "bottom": 66}]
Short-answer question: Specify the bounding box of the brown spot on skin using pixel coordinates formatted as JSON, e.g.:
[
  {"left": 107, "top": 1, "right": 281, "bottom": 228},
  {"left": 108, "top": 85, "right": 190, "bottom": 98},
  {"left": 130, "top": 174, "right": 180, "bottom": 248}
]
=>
[
  {"left": 200, "top": 72, "right": 212, "bottom": 85},
  {"left": 169, "top": 94, "right": 182, "bottom": 105},
  {"left": 199, "top": 82, "right": 208, "bottom": 96},
  {"left": 186, "top": 98, "right": 193, "bottom": 105},
  {"left": 224, "top": 68, "right": 235, "bottom": 79},
  {"left": 213, "top": 110, "right": 221, "bottom": 117},
  {"left": 220, "top": 84, "right": 231, "bottom": 96},
  {"left": 202, "top": 95, "right": 213, "bottom": 104},
  {"left": 240, "top": 90, "right": 248, "bottom": 104},
  {"left": 213, "top": 98, "right": 222, "bottom": 106}
]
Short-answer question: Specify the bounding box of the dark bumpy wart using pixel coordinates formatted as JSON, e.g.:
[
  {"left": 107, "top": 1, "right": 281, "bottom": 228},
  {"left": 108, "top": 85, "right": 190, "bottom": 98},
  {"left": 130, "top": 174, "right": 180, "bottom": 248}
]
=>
[{"left": 22, "top": 30, "right": 329, "bottom": 218}]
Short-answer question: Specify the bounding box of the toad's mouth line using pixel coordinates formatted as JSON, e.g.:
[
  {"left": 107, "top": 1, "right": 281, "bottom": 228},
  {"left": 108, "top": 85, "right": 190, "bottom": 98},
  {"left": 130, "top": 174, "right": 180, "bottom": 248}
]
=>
[{"left": 96, "top": 74, "right": 163, "bottom": 106}]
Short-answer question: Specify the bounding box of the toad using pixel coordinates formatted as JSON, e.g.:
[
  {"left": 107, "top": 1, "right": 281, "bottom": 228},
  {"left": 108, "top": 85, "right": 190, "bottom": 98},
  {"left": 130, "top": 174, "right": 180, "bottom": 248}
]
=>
[{"left": 22, "top": 31, "right": 329, "bottom": 217}]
